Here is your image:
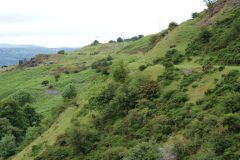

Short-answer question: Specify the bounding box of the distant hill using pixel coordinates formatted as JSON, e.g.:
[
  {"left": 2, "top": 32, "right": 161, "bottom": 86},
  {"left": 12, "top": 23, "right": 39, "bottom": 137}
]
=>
[{"left": 0, "top": 44, "right": 80, "bottom": 66}]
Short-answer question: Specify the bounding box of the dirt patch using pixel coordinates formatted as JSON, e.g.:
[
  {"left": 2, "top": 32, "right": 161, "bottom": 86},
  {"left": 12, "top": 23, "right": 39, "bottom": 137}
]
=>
[{"left": 44, "top": 90, "right": 60, "bottom": 96}]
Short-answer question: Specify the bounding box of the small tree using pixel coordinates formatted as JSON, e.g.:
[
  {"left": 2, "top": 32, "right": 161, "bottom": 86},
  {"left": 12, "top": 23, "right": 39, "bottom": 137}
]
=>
[
  {"left": 42, "top": 80, "right": 49, "bottom": 86},
  {"left": 124, "top": 141, "right": 162, "bottom": 160},
  {"left": 62, "top": 84, "right": 77, "bottom": 101},
  {"left": 113, "top": 61, "right": 128, "bottom": 83},
  {"left": 10, "top": 90, "right": 33, "bottom": 106},
  {"left": 117, "top": 37, "right": 123, "bottom": 43},
  {"left": 57, "top": 50, "right": 65, "bottom": 55},
  {"left": 91, "top": 40, "right": 99, "bottom": 45},
  {"left": 55, "top": 74, "right": 60, "bottom": 82},
  {"left": 168, "top": 22, "right": 178, "bottom": 30},
  {"left": 0, "top": 135, "right": 17, "bottom": 158}
]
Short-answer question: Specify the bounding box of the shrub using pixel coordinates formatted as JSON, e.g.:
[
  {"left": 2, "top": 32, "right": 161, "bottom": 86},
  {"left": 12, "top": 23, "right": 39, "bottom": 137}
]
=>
[
  {"left": 171, "top": 141, "right": 187, "bottom": 160},
  {"left": 24, "top": 127, "right": 38, "bottom": 142},
  {"left": 113, "top": 61, "right": 128, "bottom": 83},
  {"left": 61, "top": 84, "right": 77, "bottom": 101},
  {"left": 124, "top": 141, "right": 162, "bottom": 160},
  {"left": 139, "top": 65, "right": 147, "bottom": 71},
  {"left": 109, "top": 40, "right": 116, "bottom": 43},
  {"left": 168, "top": 22, "right": 178, "bottom": 30},
  {"left": 10, "top": 90, "right": 33, "bottom": 106},
  {"left": 0, "top": 135, "right": 16, "bottom": 158},
  {"left": 103, "top": 147, "right": 128, "bottom": 160},
  {"left": 55, "top": 74, "right": 60, "bottom": 81},
  {"left": 0, "top": 99, "right": 29, "bottom": 130},
  {"left": 68, "top": 126, "right": 98, "bottom": 154},
  {"left": 41, "top": 80, "right": 49, "bottom": 86},
  {"left": 139, "top": 81, "right": 159, "bottom": 100},
  {"left": 200, "top": 29, "right": 212, "bottom": 43},
  {"left": 222, "top": 114, "right": 240, "bottom": 133},
  {"left": 57, "top": 50, "right": 65, "bottom": 54},
  {"left": 192, "top": 12, "right": 200, "bottom": 18},
  {"left": 91, "top": 40, "right": 99, "bottom": 45},
  {"left": 224, "top": 94, "right": 240, "bottom": 113},
  {"left": 117, "top": 37, "right": 123, "bottom": 43}
]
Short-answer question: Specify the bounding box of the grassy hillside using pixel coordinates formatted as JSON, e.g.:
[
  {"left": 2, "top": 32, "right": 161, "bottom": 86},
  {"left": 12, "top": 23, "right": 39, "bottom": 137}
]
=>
[{"left": 0, "top": 0, "right": 239, "bottom": 159}]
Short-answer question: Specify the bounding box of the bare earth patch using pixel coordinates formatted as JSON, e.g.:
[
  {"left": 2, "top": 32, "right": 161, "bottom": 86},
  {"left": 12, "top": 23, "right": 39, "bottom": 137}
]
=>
[{"left": 44, "top": 90, "right": 60, "bottom": 96}]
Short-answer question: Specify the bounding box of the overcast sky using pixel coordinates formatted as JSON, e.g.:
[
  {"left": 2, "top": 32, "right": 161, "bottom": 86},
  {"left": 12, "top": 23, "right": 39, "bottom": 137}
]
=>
[{"left": 0, "top": 0, "right": 206, "bottom": 48}]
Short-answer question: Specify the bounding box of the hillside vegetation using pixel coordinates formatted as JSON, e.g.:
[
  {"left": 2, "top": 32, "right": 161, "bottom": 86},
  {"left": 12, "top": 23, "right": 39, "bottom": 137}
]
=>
[{"left": 0, "top": 0, "right": 240, "bottom": 159}]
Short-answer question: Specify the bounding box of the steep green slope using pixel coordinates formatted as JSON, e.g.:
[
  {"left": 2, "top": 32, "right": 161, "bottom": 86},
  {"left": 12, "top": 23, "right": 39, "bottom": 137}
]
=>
[{"left": 0, "top": 0, "right": 239, "bottom": 159}]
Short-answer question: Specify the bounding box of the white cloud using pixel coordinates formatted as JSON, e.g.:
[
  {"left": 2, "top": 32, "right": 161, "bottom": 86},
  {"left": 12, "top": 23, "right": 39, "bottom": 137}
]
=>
[{"left": 0, "top": 0, "right": 206, "bottom": 47}]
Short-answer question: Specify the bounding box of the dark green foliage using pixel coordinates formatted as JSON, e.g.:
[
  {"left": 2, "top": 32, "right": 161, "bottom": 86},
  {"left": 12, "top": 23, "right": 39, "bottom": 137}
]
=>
[
  {"left": 24, "top": 104, "right": 41, "bottom": 126},
  {"left": 57, "top": 50, "right": 65, "bottom": 55},
  {"left": 223, "top": 114, "right": 240, "bottom": 133},
  {"left": 124, "top": 141, "right": 162, "bottom": 160},
  {"left": 0, "top": 118, "right": 20, "bottom": 140},
  {"left": 55, "top": 74, "right": 60, "bottom": 81},
  {"left": 68, "top": 126, "right": 98, "bottom": 154},
  {"left": 180, "top": 72, "right": 203, "bottom": 88},
  {"left": 41, "top": 80, "right": 49, "bottom": 86},
  {"left": 0, "top": 99, "right": 28, "bottom": 130},
  {"left": 0, "top": 135, "right": 17, "bottom": 158},
  {"left": 172, "top": 141, "right": 187, "bottom": 160},
  {"left": 139, "top": 80, "right": 159, "bottom": 100},
  {"left": 186, "top": 8, "right": 240, "bottom": 65},
  {"left": 109, "top": 40, "right": 116, "bottom": 43},
  {"left": 139, "top": 65, "right": 147, "bottom": 71},
  {"left": 103, "top": 147, "right": 128, "bottom": 160},
  {"left": 91, "top": 57, "right": 112, "bottom": 75},
  {"left": 158, "top": 68, "right": 180, "bottom": 86},
  {"left": 61, "top": 84, "right": 77, "bottom": 101},
  {"left": 168, "top": 22, "right": 178, "bottom": 30},
  {"left": 117, "top": 37, "right": 123, "bottom": 43},
  {"left": 10, "top": 90, "right": 33, "bottom": 106},
  {"left": 192, "top": 12, "right": 200, "bottom": 18},
  {"left": 35, "top": 145, "right": 69, "bottom": 160},
  {"left": 199, "top": 29, "right": 212, "bottom": 43},
  {"left": 113, "top": 61, "right": 128, "bottom": 83},
  {"left": 91, "top": 40, "right": 99, "bottom": 45}
]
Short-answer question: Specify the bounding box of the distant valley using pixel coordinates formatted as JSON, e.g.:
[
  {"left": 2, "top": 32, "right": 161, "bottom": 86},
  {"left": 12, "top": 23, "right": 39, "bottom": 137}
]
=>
[{"left": 0, "top": 44, "right": 80, "bottom": 66}]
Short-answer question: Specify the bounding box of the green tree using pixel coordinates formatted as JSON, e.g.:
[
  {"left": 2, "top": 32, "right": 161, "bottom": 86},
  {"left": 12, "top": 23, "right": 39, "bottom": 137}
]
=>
[
  {"left": 24, "top": 104, "right": 41, "bottom": 126},
  {"left": 113, "top": 61, "right": 128, "bottom": 83},
  {"left": 0, "top": 99, "right": 28, "bottom": 130},
  {"left": 57, "top": 50, "right": 65, "bottom": 54},
  {"left": 68, "top": 126, "right": 98, "bottom": 154},
  {"left": 124, "top": 141, "right": 162, "bottom": 160},
  {"left": 10, "top": 90, "right": 33, "bottom": 106},
  {"left": 91, "top": 40, "right": 99, "bottom": 45},
  {"left": 42, "top": 80, "right": 49, "bottom": 86},
  {"left": 117, "top": 37, "right": 123, "bottom": 43},
  {"left": 62, "top": 84, "right": 77, "bottom": 101},
  {"left": 55, "top": 74, "right": 60, "bottom": 82},
  {"left": 0, "top": 135, "right": 17, "bottom": 158}
]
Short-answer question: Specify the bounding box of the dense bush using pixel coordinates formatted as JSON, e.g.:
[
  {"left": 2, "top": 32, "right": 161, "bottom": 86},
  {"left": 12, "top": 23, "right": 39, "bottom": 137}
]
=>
[
  {"left": 91, "top": 57, "right": 112, "bottom": 74},
  {"left": 139, "top": 81, "right": 159, "bottom": 100},
  {"left": 10, "top": 90, "right": 33, "bottom": 106},
  {"left": 41, "top": 80, "right": 49, "bottom": 86},
  {"left": 57, "top": 50, "right": 65, "bottom": 55},
  {"left": 168, "top": 22, "right": 178, "bottom": 30},
  {"left": 0, "top": 135, "right": 17, "bottom": 158},
  {"left": 123, "top": 141, "right": 162, "bottom": 160},
  {"left": 192, "top": 12, "right": 200, "bottom": 18},
  {"left": 139, "top": 65, "right": 147, "bottom": 71},
  {"left": 61, "top": 84, "right": 77, "bottom": 101},
  {"left": 113, "top": 61, "right": 128, "bottom": 83},
  {"left": 68, "top": 126, "right": 98, "bottom": 154}
]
